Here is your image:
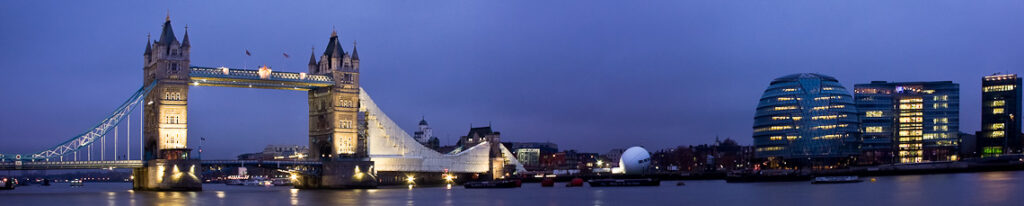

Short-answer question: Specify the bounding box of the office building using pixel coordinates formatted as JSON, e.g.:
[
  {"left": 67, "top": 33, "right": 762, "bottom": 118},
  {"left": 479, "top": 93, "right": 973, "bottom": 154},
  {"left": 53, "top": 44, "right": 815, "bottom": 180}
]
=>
[{"left": 855, "top": 81, "right": 959, "bottom": 163}]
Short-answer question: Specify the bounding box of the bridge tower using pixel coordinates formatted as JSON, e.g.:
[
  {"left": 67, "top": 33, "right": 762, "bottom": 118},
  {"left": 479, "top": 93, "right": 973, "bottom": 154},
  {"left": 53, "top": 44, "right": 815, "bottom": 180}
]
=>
[
  {"left": 134, "top": 16, "right": 202, "bottom": 191},
  {"left": 296, "top": 31, "right": 376, "bottom": 189}
]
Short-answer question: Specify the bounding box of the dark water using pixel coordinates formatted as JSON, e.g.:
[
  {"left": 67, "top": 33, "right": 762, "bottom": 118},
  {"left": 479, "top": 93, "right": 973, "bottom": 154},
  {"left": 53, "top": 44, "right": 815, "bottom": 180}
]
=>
[{"left": 3, "top": 171, "right": 1023, "bottom": 206}]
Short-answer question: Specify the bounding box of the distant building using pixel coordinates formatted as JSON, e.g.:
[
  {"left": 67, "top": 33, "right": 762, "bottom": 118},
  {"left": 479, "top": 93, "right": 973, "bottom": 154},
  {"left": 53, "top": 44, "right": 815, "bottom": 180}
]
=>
[
  {"left": 456, "top": 126, "right": 500, "bottom": 149},
  {"left": 855, "top": 81, "right": 960, "bottom": 163},
  {"left": 753, "top": 73, "right": 861, "bottom": 168},
  {"left": 503, "top": 142, "right": 558, "bottom": 171},
  {"left": 651, "top": 138, "right": 754, "bottom": 173},
  {"left": 602, "top": 148, "right": 626, "bottom": 168},
  {"left": 237, "top": 144, "right": 309, "bottom": 160},
  {"left": 412, "top": 118, "right": 440, "bottom": 151},
  {"left": 540, "top": 150, "right": 598, "bottom": 172},
  {"left": 959, "top": 132, "right": 977, "bottom": 158},
  {"left": 977, "top": 74, "right": 1022, "bottom": 156}
]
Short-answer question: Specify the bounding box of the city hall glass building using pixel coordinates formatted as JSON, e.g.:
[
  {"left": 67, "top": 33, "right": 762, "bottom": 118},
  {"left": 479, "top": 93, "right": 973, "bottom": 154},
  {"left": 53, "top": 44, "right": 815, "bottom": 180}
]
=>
[
  {"left": 855, "top": 81, "right": 959, "bottom": 164},
  {"left": 753, "top": 73, "right": 861, "bottom": 167}
]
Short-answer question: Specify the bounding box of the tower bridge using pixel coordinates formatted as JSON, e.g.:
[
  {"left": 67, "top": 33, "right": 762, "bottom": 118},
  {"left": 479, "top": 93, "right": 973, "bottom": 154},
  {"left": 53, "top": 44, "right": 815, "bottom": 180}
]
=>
[{"left": 0, "top": 17, "right": 523, "bottom": 191}]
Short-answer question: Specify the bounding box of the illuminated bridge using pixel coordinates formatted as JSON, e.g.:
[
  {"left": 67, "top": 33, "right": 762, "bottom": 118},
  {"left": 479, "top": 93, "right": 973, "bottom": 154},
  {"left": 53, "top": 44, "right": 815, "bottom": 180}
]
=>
[{"left": 0, "top": 17, "right": 522, "bottom": 190}]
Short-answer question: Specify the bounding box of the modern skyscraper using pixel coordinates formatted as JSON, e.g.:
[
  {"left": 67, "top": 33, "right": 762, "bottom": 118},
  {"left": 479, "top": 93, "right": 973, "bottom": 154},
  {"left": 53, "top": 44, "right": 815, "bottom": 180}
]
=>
[
  {"left": 978, "top": 74, "right": 1022, "bottom": 156},
  {"left": 753, "top": 73, "right": 861, "bottom": 167},
  {"left": 854, "top": 81, "right": 960, "bottom": 163}
]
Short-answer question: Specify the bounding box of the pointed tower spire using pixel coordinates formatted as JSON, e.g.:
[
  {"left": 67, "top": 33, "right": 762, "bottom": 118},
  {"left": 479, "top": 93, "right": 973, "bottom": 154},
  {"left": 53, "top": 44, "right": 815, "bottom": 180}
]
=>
[
  {"left": 144, "top": 33, "right": 152, "bottom": 55},
  {"left": 351, "top": 40, "right": 359, "bottom": 60},
  {"left": 308, "top": 46, "right": 317, "bottom": 65},
  {"left": 158, "top": 16, "right": 178, "bottom": 45},
  {"left": 181, "top": 25, "right": 191, "bottom": 47},
  {"left": 323, "top": 29, "right": 344, "bottom": 57}
]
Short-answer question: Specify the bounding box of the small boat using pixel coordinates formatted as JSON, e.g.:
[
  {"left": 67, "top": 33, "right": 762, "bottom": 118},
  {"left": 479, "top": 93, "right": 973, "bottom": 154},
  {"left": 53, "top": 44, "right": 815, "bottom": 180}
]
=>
[
  {"left": 225, "top": 179, "right": 244, "bottom": 186},
  {"left": 41, "top": 179, "right": 51, "bottom": 186},
  {"left": 588, "top": 178, "right": 660, "bottom": 187},
  {"left": 463, "top": 179, "right": 521, "bottom": 189},
  {"left": 812, "top": 176, "right": 863, "bottom": 184},
  {"left": 540, "top": 178, "right": 555, "bottom": 187},
  {"left": 566, "top": 178, "right": 584, "bottom": 187},
  {"left": 1, "top": 178, "right": 16, "bottom": 190},
  {"left": 69, "top": 179, "right": 84, "bottom": 187},
  {"left": 725, "top": 170, "right": 812, "bottom": 183},
  {"left": 676, "top": 181, "right": 686, "bottom": 186},
  {"left": 271, "top": 178, "right": 293, "bottom": 186}
]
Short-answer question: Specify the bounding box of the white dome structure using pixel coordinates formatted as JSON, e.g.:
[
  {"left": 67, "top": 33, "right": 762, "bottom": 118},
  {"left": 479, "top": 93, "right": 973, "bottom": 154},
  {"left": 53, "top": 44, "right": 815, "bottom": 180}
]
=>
[{"left": 618, "top": 146, "right": 651, "bottom": 175}]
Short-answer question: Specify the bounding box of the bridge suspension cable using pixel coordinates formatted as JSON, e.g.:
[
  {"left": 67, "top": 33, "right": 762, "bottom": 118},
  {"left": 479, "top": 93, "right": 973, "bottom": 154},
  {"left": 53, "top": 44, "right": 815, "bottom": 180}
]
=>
[{"left": 0, "top": 81, "right": 157, "bottom": 162}]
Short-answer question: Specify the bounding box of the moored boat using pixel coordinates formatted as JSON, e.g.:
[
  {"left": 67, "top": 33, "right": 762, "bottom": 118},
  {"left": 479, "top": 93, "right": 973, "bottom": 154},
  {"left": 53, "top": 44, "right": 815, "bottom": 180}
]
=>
[
  {"left": 540, "top": 178, "right": 555, "bottom": 187},
  {"left": 463, "top": 179, "right": 521, "bottom": 189},
  {"left": 587, "top": 178, "right": 660, "bottom": 187},
  {"left": 566, "top": 178, "right": 584, "bottom": 187},
  {"left": 725, "top": 170, "right": 812, "bottom": 183},
  {"left": 811, "top": 176, "right": 863, "bottom": 184},
  {"left": 1, "top": 177, "right": 16, "bottom": 190},
  {"left": 69, "top": 179, "right": 84, "bottom": 187}
]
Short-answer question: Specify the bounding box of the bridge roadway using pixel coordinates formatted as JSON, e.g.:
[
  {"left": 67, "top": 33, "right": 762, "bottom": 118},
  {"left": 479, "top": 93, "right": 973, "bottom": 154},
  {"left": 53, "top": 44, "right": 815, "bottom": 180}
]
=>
[{"left": 0, "top": 160, "right": 322, "bottom": 170}]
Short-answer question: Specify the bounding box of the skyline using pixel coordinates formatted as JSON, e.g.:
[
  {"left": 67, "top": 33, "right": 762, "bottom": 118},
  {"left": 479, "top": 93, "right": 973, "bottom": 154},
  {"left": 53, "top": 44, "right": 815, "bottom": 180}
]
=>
[{"left": 3, "top": 1, "right": 1024, "bottom": 159}]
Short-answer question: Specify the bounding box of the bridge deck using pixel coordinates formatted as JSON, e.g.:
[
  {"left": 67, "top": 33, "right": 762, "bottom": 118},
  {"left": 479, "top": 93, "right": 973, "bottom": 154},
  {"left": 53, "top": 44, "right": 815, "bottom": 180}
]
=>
[{"left": 0, "top": 160, "right": 143, "bottom": 170}]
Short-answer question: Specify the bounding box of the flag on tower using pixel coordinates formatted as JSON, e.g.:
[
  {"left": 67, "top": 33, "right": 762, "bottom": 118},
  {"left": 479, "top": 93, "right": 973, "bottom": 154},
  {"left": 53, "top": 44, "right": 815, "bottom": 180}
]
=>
[
  {"left": 282, "top": 52, "right": 290, "bottom": 58},
  {"left": 245, "top": 50, "right": 252, "bottom": 56}
]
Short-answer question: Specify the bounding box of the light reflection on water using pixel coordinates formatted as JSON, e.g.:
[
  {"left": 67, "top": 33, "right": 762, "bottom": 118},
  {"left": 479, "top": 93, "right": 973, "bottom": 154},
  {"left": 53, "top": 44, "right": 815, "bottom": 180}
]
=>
[{"left": 1, "top": 171, "right": 1023, "bottom": 206}]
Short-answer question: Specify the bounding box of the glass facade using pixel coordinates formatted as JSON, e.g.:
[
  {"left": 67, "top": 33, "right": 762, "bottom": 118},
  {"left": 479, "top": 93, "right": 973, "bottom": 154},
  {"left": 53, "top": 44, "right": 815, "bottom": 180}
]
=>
[
  {"left": 855, "top": 81, "right": 960, "bottom": 164},
  {"left": 978, "top": 74, "right": 1022, "bottom": 156},
  {"left": 753, "top": 73, "right": 860, "bottom": 166}
]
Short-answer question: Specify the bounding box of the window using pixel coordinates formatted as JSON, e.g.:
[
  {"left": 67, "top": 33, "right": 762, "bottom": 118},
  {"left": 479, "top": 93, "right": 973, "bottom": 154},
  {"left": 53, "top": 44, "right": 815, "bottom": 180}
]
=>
[
  {"left": 777, "top": 97, "right": 795, "bottom": 101},
  {"left": 983, "top": 85, "right": 1016, "bottom": 92},
  {"left": 770, "top": 136, "right": 783, "bottom": 141},
  {"left": 899, "top": 117, "right": 923, "bottom": 123},
  {"left": 932, "top": 103, "right": 948, "bottom": 109},
  {"left": 866, "top": 126, "right": 883, "bottom": 133},
  {"left": 932, "top": 125, "right": 948, "bottom": 131},
  {"left": 782, "top": 88, "right": 797, "bottom": 92},
  {"left": 866, "top": 111, "right": 883, "bottom": 117},
  {"left": 933, "top": 95, "right": 948, "bottom": 101},
  {"left": 933, "top": 118, "right": 948, "bottom": 124},
  {"left": 990, "top": 100, "right": 1005, "bottom": 107},
  {"left": 822, "top": 87, "right": 835, "bottom": 91},
  {"left": 164, "top": 115, "right": 179, "bottom": 124},
  {"left": 771, "top": 116, "right": 790, "bottom": 120},
  {"left": 774, "top": 106, "right": 797, "bottom": 111},
  {"left": 993, "top": 108, "right": 1005, "bottom": 114},
  {"left": 901, "top": 104, "right": 925, "bottom": 110},
  {"left": 983, "top": 146, "right": 1003, "bottom": 154},
  {"left": 171, "top": 63, "right": 179, "bottom": 71},
  {"left": 992, "top": 131, "right": 1005, "bottom": 137},
  {"left": 340, "top": 120, "right": 353, "bottom": 129},
  {"left": 991, "top": 123, "right": 1005, "bottom": 130}
]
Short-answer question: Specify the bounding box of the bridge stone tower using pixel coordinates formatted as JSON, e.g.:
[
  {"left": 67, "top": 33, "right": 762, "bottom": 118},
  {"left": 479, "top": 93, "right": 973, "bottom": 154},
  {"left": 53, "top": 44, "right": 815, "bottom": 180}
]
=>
[
  {"left": 134, "top": 16, "right": 201, "bottom": 191},
  {"left": 296, "top": 31, "right": 376, "bottom": 189}
]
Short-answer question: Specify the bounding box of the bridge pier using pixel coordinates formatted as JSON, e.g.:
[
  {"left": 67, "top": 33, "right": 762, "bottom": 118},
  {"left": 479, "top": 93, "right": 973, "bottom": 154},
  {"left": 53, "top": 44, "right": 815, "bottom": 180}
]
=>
[
  {"left": 294, "top": 160, "right": 376, "bottom": 189},
  {"left": 132, "top": 159, "right": 202, "bottom": 191}
]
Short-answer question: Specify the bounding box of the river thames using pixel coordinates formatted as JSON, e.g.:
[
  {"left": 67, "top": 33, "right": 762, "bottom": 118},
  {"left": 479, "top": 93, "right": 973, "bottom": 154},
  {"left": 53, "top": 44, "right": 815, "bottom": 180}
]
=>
[{"left": 2, "top": 171, "right": 1023, "bottom": 205}]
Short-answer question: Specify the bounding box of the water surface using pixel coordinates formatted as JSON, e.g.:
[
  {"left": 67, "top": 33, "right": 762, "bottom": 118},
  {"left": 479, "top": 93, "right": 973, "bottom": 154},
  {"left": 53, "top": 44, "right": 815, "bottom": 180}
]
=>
[{"left": 2, "top": 171, "right": 1022, "bottom": 205}]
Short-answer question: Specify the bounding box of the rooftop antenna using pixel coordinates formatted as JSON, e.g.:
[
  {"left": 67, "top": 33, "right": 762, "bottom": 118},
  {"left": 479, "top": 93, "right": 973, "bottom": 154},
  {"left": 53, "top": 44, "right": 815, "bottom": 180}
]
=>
[{"left": 166, "top": 9, "right": 170, "bottom": 21}]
